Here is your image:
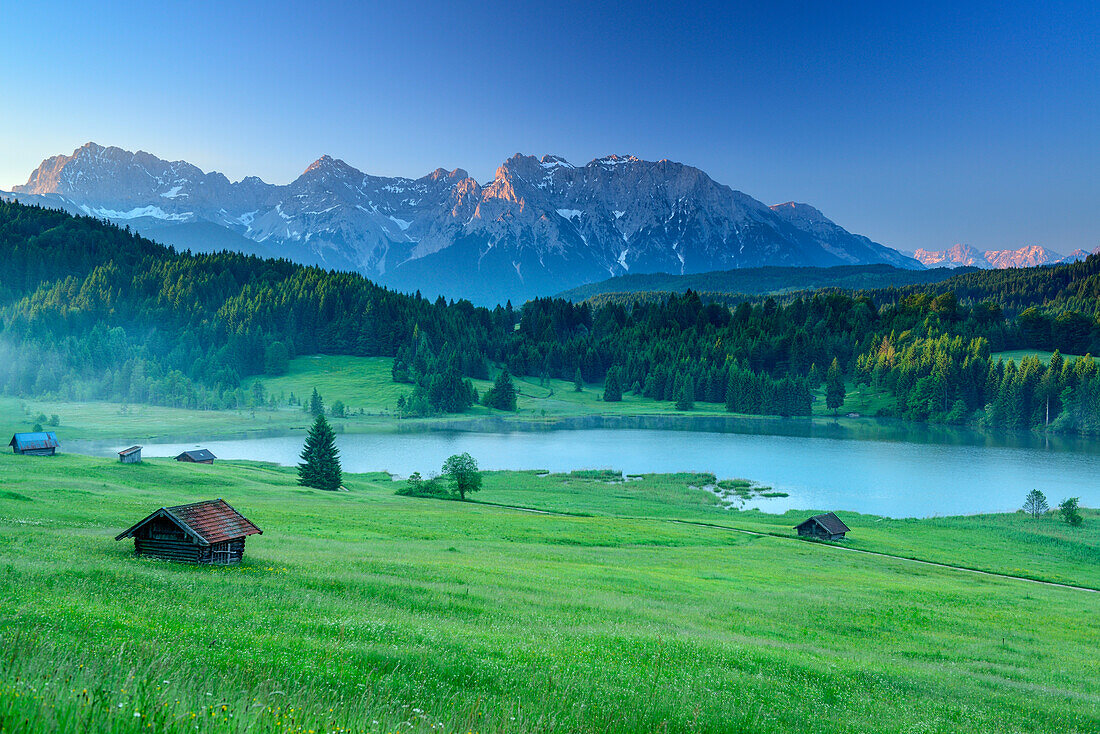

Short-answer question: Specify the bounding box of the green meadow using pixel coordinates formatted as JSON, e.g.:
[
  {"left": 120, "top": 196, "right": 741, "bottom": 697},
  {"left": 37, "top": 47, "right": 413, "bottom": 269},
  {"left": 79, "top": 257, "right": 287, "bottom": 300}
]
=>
[
  {"left": 1, "top": 354, "right": 902, "bottom": 444},
  {"left": 991, "top": 350, "right": 1084, "bottom": 365},
  {"left": 1, "top": 452, "right": 1097, "bottom": 733}
]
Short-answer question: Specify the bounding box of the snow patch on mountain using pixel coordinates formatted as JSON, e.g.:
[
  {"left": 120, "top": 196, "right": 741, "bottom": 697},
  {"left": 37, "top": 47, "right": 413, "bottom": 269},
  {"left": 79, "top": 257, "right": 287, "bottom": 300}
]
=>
[
  {"left": 12, "top": 142, "right": 923, "bottom": 303},
  {"left": 81, "top": 204, "right": 191, "bottom": 221}
]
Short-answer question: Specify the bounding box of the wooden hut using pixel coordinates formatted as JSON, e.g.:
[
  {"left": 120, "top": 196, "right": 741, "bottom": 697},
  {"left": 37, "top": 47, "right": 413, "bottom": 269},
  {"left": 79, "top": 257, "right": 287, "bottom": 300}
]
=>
[
  {"left": 9, "top": 432, "right": 60, "bottom": 456},
  {"left": 175, "top": 449, "right": 216, "bottom": 464},
  {"left": 118, "top": 445, "right": 143, "bottom": 463},
  {"left": 794, "top": 512, "right": 850, "bottom": 540},
  {"left": 115, "top": 499, "right": 262, "bottom": 564}
]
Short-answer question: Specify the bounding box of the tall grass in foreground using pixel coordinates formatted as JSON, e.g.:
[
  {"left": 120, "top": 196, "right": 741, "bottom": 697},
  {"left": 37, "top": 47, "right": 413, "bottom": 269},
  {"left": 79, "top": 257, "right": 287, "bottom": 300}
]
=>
[
  {"left": 1, "top": 454, "right": 1097, "bottom": 732},
  {"left": 0, "top": 631, "right": 781, "bottom": 733}
]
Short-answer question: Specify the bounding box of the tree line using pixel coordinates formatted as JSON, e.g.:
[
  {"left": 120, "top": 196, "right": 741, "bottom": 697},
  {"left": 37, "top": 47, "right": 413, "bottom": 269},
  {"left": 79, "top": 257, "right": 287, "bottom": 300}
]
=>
[{"left": 2, "top": 199, "right": 1099, "bottom": 434}]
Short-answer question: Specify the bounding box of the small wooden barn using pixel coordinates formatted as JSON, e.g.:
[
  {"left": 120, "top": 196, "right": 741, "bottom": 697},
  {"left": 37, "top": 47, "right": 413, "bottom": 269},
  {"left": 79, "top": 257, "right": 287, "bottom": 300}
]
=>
[
  {"left": 175, "top": 449, "right": 216, "bottom": 464},
  {"left": 9, "top": 432, "right": 60, "bottom": 456},
  {"left": 795, "top": 512, "right": 851, "bottom": 540},
  {"left": 115, "top": 499, "right": 262, "bottom": 564},
  {"left": 118, "top": 445, "right": 143, "bottom": 463}
]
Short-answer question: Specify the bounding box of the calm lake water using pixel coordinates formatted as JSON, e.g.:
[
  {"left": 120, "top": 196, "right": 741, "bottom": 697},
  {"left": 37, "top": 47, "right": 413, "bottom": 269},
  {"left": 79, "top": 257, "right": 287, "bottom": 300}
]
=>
[{"left": 69, "top": 423, "right": 1100, "bottom": 518}]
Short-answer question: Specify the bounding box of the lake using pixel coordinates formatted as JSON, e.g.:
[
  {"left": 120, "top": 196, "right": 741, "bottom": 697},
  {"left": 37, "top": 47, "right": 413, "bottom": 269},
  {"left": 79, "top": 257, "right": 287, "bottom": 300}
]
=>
[{"left": 69, "top": 423, "right": 1100, "bottom": 518}]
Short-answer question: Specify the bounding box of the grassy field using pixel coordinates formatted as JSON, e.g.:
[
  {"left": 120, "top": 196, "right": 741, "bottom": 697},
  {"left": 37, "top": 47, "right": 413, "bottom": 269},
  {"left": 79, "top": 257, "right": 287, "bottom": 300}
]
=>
[
  {"left": 1, "top": 453, "right": 1097, "bottom": 733},
  {"left": 810, "top": 382, "right": 894, "bottom": 417},
  {"left": 244, "top": 355, "right": 734, "bottom": 420},
  {"left": 0, "top": 395, "right": 319, "bottom": 442},
  {"left": 476, "top": 471, "right": 1100, "bottom": 588},
  {"left": 2, "top": 355, "right": 903, "bottom": 445},
  {"left": 992, "top": 350, "right": 1085, "bottom": 365}
]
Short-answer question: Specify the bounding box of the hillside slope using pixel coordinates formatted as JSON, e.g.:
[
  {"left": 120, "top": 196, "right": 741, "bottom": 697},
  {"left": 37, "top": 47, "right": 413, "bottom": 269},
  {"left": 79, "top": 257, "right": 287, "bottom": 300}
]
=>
[{"left": 1, "top": 453, "right": 1097, "bottom": 732}]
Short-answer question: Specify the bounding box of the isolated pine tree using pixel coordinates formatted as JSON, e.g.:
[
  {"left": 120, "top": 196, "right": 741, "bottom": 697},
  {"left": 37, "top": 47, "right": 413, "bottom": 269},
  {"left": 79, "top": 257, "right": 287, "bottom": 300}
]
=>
[
  {"left": 484, "top": 369, "right": 518, "bottom": 411},
  {"left": 603, "top": 366, "right": 623, "bottom": 402},
  {"left": 298, "top": 414, "right": 342, "bottom": 490},
  {"left": 309, "top": 387, "right": 325, "bottom": 417},
  {"left": 573, "top": 368, "right": 584, "bottom": 392},
  {"left": 826, "top": 358, "right": 846, "bottom": 415},
  {"left": 1023, "top": 489, "right": 1049, "bottom": 518}
]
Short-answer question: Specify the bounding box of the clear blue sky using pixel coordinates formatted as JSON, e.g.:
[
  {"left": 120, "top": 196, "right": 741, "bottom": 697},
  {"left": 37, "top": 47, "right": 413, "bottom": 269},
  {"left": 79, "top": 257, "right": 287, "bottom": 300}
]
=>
[{"left": 1, "top": 1, "right": 1097, "bottom": 254}]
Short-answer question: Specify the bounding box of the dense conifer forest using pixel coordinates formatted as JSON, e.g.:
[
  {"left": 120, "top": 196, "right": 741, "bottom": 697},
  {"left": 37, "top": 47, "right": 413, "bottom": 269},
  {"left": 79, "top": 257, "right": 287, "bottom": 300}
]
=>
[{"left": 2, "top": 199, "right": 1099, "bottom": 433}]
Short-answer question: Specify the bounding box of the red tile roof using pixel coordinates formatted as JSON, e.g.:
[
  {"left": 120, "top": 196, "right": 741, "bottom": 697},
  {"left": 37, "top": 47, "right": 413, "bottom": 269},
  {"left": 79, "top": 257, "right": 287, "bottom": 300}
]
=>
[
  {"left": 116, "top": 499, "right": 261, "bottom": 545},
  {"left": 167, "top": 499, "right": 262, "bottom": 544}
]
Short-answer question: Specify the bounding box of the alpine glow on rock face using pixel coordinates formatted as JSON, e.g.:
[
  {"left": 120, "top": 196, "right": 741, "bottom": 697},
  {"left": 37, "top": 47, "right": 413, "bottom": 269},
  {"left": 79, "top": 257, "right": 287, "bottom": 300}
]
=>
[{"left": 9, "top": 144, "right": 918, "bottom": 303}]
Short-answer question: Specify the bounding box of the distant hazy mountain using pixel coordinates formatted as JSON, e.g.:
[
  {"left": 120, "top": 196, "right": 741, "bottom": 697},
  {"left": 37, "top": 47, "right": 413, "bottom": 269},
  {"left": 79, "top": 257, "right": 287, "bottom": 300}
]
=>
[
  {"left": 911, "top": 243, "right": 1096, "bottom": 270},
  {"left": 10, "top": 142, "right": 920, "bottom": 303}
]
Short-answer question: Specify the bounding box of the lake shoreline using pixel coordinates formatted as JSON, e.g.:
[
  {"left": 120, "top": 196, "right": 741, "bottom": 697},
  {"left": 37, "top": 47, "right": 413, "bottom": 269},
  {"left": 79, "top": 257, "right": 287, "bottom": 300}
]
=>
[
  {"left": 50, "top": 407, "right": 1100, "bottom": 456},
  {"left": 64, "top": 425, "right": 1100, "bottom": 519}
]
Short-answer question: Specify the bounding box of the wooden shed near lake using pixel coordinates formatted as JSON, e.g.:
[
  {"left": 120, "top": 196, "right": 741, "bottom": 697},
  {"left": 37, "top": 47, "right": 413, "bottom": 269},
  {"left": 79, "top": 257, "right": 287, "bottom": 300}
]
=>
[
  {"left": 175, "top": 449, "right": 216, "bottom": 464},
  {"left": 118, "top": 445, "right": 142, "bottom": 463},
  {"left": 795, "top": 512, "right": 850, "bottom": 540},
  {"left": 9, "top": 432, "right": 60, "bottom": 456},
  {"left": 115, "top": 499, "right": 262, "bottom": 564}
]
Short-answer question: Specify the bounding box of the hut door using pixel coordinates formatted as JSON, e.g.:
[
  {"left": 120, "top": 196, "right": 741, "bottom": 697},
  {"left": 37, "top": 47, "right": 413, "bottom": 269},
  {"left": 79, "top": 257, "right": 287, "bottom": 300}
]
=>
[{"left": 211, "top": 542, "right": 232, "bottom": 565}]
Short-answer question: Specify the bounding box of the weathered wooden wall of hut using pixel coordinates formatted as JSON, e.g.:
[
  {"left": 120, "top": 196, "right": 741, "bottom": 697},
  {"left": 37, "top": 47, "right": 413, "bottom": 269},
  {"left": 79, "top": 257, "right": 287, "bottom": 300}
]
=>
[{"left": 132, "top": 517, "right": 203, "bottom": 562}]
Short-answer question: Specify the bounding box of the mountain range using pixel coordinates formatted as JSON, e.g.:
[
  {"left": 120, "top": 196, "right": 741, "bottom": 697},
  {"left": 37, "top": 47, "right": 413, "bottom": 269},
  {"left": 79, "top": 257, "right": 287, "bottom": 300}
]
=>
[
  {"left": 8, "top": 142, "right": 922, "bottom": 303},
  {"left": 910, "top": 243, "right": 1096, "bottom": 269}
]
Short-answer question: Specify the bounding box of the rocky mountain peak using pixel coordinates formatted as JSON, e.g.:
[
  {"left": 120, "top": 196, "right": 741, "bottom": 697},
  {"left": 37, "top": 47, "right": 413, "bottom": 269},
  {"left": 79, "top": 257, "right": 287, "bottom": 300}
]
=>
[
  {"left": 496, "top": 153, "right": 549, "bottom": 182},
  {"left": 770, "top": 202, "right": 829, "bottom": 223},
  {"left": 595, "top": 154, "right": 642, "bottom": 167},
  {"left": 301, "top": 155, "right": 352, "bottom": 176},
  {"left": 984, "top": 244, "right": 1060, "bottom": 269},
  {"left": 539, "top": 154, "right": 574, "bottom": 169},
  {"left": 426, "top": 167, "right": 469, "bottom": 182},
  {"left": 9, "top": 142, "right": 922, "bottom": 304},
  {"left": 910, "top": 243, "right": 1093, "bottom": 270}
]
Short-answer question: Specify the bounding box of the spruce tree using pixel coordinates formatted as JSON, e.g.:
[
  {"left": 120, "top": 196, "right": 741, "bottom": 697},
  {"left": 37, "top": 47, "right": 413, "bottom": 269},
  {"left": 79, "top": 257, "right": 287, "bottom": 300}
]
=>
[
  {"left": 603, "top": 366, "right": 623, "bottom": 402},
  {"left": 826, "top": 358, "right": 846, "bottom": 416},
  {"left": 309, "top": 387, "right": 325, "bottom": 417},
  {"left": 484, "top": 369, "right": 517, "bottom": 411},
  {"left": 808, "top": 363, "right": 822, "bottom": 388},
  {"left": 264, "top": 341, "right": 290, "bottom": 375},
  {"left": 298, "top": 414, "right": 342, "bottom": 490},
  {"left": 726, "top": 368, "right": 747, "bottom": 413},
  {"left": 573, "top": 367, "right": 584, "bottom": 392},
  {"left": 676, "top": 375, "right": 695, "bottom": 410}
]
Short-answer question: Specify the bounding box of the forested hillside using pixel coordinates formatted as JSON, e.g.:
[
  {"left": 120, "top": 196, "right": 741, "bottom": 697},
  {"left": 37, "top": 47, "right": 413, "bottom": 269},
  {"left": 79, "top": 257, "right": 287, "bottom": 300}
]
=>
[
  {"left": 0, "top": 200, "right": 499, "bottom": 409},
  {"left": 862, "top": 261, "right": 1100, "bottom": 319},
  {"left": 1, "top": 200, "right": 1099, "bottom": 434},
  {"left": 581, "top": 261, "right": 1100, "bottom": 323}
]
